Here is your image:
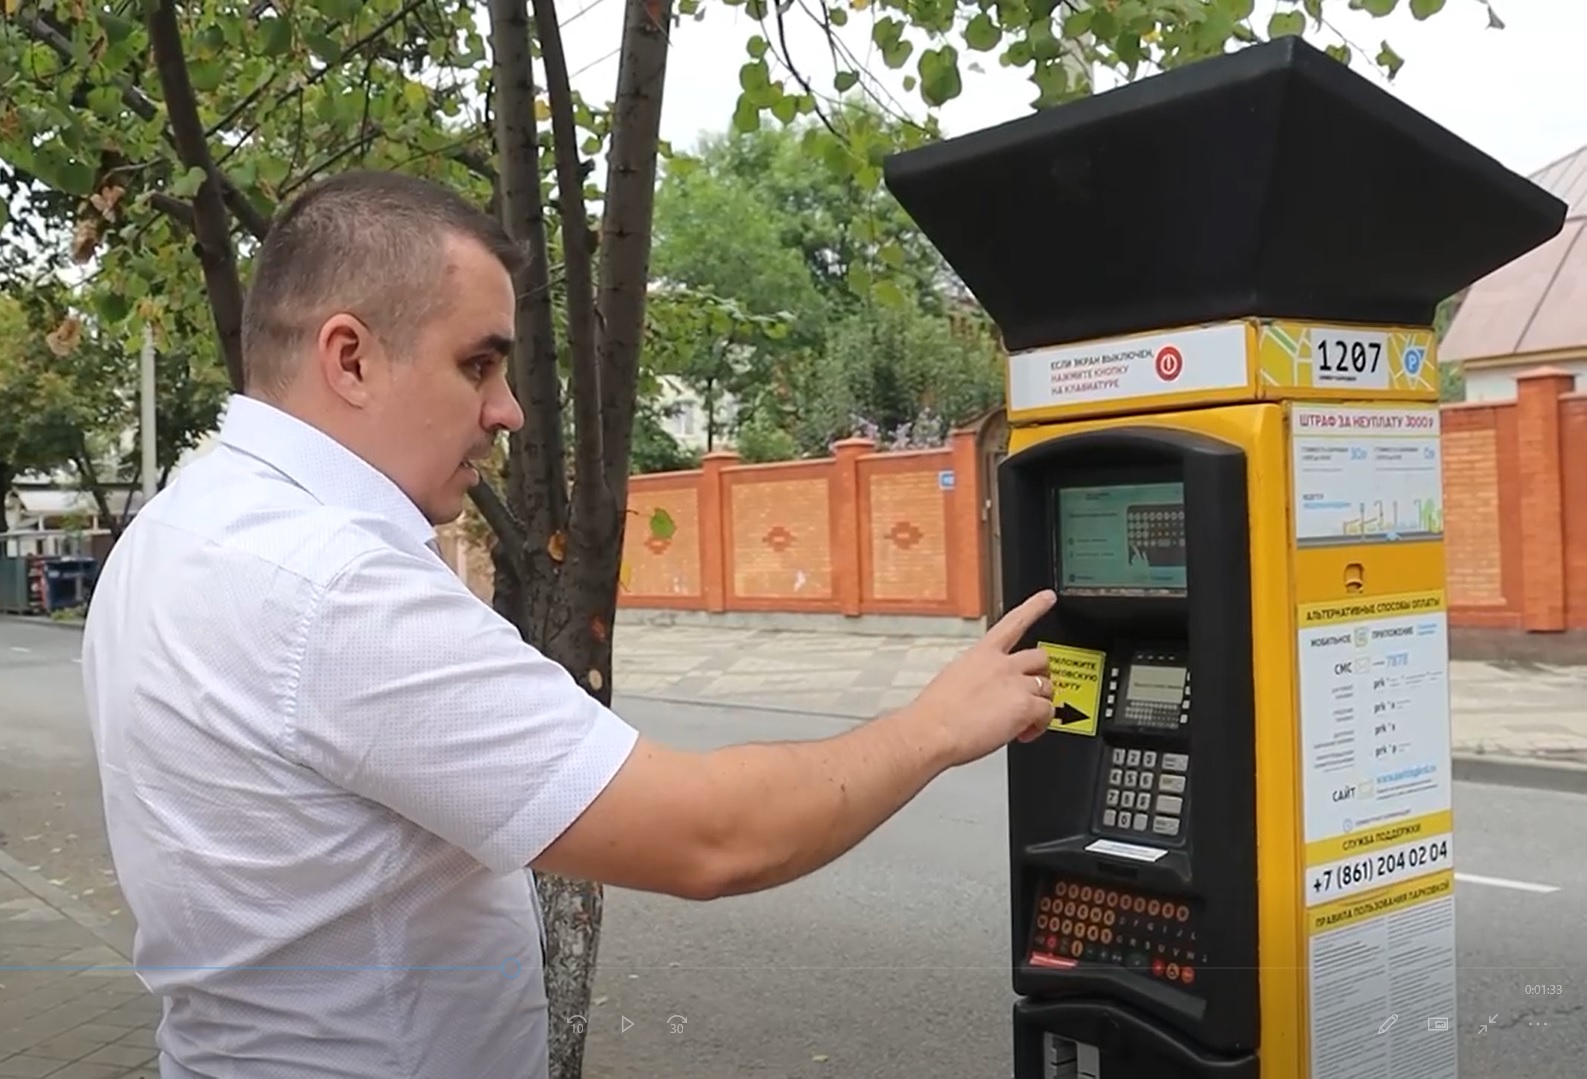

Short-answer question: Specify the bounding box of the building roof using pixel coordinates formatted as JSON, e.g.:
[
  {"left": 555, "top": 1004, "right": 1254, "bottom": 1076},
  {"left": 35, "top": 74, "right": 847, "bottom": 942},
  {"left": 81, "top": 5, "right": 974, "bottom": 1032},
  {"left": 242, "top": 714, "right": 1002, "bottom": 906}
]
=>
[{"left": 1440, "top": 143, "right": 1587, "bottom": 364}]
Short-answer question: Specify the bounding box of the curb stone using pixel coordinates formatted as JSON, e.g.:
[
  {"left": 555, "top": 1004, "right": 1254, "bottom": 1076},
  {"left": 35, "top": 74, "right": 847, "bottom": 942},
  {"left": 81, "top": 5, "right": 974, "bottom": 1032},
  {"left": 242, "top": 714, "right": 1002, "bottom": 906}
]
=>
[
  {"left": 0, "top": 614, "right": 85, "bottom": 632},
  {"left": 1451, "top": 752, "right": 1587, "bottom": 796},
  {"left": 0, "top": 845, "right": 133, "bottom": 957}
]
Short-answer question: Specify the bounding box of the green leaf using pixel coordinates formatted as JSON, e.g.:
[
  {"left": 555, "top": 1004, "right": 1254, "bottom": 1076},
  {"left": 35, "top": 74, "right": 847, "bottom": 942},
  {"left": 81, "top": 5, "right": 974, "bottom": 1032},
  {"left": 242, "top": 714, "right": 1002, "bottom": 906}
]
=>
[
  {"left": 739, "top": 59, "right": 770, "bottom": 92},
  {"left": 649, "top": 507, "right": 676, "bottom": 542},
  {"left": 99, "top": 13, "right": 139, "bottom": 45},
  {"left": 95, "top": 291, "right": 130, "bottom": 325},
  {"left": 828, "top": 6, "right": 848, "bottom": 26},
  {"left": 306, "top": 33, "right": 341, "bottom": 62},
  {"left": 965, "top": 13, "right": 1001, "bottom": 51},
  {"left": 732, "top": 95, "right": 760, "bottom": 134},
  {"left": 255, "top": 155, "right": 290, "bottom": 189},
  {"left": 260, "top": 17, "right": 293, "bottom": 56},
  {"left": 873, "top": 277, "right": 906, "bottom": 308},
  {"left": 1375, "top": 41, "right": 1405, "bottom": 78},
  {"left": 1325, "top": 43, "right": 1351, "bottom": 64},
  {"left": 56, "top": 160, "right": 96, "bottom": 197},
  {"left": 747, "top": 35, "right": 768, "bottom": 58},
  {"left": 1063, "top": 8, "right": 1094, "bottom": 36},
  {"left": 189, "top": 59, "right": 225, "bottom": 93},
  {"left": 402, "top": 81, "right": 428, "bottom": 110},
  {"left": 834, "top": 70, "right": 859, "bottom": 92},
  {"left": 23, "top": 42, "right": 61, "bottom": 80},
  {"left": 170, "top": 166, "right": 208, "bottom": 199},
  {"left": 1267, "top": 10, "right": 1306, "bottom": 36},
  {"left": 1030, "top": 60, "right": 1071, "bottom": 108},
  {"left": 1407, "top": 0, "right": 1446, "bottom": 17},
  {"left": 770, "top": 93, "right": 798, "bottom": 124},
  {"left": 86, "top": 86, "right": 122, "bottom": 120},
  {"left": 917, "top": 45, "right": 962, "bottom": 107}
]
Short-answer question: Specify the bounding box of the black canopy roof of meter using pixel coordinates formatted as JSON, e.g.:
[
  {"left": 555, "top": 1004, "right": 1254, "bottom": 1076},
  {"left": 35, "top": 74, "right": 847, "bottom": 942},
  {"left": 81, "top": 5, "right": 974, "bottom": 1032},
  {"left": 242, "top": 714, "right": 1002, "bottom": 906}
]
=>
[{"left": 881, "top": 36, "right": 1568, "bottom": 353}]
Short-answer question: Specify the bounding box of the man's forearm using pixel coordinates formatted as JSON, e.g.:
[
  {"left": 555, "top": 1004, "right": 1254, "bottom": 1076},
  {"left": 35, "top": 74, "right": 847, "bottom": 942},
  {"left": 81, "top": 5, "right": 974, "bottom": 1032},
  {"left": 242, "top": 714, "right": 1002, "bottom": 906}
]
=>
[{"left": 697, "top": 704, "right": 954, "bottom": 897}]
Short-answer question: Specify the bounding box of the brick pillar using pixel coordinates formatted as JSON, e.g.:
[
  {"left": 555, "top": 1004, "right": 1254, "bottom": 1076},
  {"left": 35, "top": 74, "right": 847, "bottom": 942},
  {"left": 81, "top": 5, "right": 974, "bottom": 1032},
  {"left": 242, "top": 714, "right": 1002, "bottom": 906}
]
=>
[
  {"left": 1515, "top": 367, "right": 1572, "bottom": 632},
  {"left": 830, "top": 437, "right": 874, "bottom": 618},
  {"left": 699, "top": 450, "right": 739, "bottom": 613},
  {"left": 948, "top": 428, "right": 985, "bottom": 618}
]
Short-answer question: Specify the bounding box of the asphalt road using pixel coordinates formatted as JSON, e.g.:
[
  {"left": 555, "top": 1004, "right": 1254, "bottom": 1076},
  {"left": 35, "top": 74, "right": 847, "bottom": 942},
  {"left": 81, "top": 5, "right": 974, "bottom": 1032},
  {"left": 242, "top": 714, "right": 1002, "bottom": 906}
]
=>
[{"left": 1, "top": 617, "right": 1583, "bottom": 1079}]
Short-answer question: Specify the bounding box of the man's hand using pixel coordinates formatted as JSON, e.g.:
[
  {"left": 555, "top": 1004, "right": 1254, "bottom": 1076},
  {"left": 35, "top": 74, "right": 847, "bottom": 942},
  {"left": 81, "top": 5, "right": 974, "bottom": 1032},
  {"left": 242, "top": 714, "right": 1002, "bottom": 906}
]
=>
[{"left": 900, "top": 588, "right": 1059, "bottom": 768}]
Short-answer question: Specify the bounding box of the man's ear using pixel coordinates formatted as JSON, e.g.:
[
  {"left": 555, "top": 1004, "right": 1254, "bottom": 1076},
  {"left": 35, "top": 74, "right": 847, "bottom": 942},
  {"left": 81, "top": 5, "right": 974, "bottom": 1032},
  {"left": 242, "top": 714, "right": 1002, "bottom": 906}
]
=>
[{"left": 317, "top": 314, "right": 376, "bottom": 407}]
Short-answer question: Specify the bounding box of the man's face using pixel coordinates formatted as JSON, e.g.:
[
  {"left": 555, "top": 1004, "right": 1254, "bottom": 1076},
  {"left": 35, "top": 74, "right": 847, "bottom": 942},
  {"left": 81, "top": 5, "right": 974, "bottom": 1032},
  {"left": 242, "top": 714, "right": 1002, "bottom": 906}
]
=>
[{"left": 366, "top": 234, "right": 523, "bottom": 525}]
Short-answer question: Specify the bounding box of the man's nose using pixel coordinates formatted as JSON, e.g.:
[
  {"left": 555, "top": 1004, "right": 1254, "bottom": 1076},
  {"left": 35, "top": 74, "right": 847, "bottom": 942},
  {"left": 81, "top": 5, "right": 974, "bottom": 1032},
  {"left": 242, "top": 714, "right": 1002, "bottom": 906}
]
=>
[{"left": 486, "top": 380, "right": 526, "bottom": 434}]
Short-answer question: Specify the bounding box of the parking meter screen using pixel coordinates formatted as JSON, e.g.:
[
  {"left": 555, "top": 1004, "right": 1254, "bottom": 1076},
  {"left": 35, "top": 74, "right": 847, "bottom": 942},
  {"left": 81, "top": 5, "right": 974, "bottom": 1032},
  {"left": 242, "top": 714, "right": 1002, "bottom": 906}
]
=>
[{"left": 1056, "top": 482, "right": 1187, "bottom": 595}]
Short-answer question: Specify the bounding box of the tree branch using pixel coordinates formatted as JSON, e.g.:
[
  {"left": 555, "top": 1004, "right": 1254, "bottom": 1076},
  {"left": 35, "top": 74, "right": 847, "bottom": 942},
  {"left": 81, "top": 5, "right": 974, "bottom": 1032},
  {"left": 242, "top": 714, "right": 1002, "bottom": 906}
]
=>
[
  {"left": 467, "top": 479, "right": 526, "bottom": 581},
  {"left": 487, "top": 0, "right": 569, "bottom": 588},
  {"left": 145, "top": 0, "right": 248, "bottom": 393},
  {"left": 20, "top": 12, "right": 273, "bottom": 243},
  {"left": 596, "top": 0, "right": 673, "bottom": 514},
  {"left": 149, "top": 193, "right": 195, "bottom": 231},
  {"left": 532, "top": 0, "right": 604, "bottom": 525}
]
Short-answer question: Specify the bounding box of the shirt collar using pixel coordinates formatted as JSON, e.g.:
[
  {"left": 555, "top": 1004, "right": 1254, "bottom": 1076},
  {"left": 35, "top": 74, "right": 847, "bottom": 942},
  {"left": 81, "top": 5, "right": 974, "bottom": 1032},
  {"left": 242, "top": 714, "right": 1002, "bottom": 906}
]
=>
[{"left": 215, "top": 394, "right": 438, "bottom": 549}]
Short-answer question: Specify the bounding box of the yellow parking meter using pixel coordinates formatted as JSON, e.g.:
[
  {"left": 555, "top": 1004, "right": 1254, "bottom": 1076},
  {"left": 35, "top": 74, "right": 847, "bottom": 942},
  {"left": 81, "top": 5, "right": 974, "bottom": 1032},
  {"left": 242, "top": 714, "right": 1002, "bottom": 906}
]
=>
[{"left": 884, "top": 37, "right": 1565, "bottom": 1079}]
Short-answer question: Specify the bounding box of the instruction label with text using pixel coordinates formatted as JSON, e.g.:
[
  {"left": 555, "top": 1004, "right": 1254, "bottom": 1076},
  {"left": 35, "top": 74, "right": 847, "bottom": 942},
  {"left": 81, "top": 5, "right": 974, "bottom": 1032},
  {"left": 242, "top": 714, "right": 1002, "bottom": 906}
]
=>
[
  {"left": 1007, "top": 323, "right": 1248, "bottom": 412},
  {"left": 1039, "top": 643, "right": 1105, "bottom": 736},
  {"left": 1307, "top": 872, "right": 1458, "bottom": 1079},
  {"left": 1291, "top": 404, "right": 1444, "bottom": 546}
]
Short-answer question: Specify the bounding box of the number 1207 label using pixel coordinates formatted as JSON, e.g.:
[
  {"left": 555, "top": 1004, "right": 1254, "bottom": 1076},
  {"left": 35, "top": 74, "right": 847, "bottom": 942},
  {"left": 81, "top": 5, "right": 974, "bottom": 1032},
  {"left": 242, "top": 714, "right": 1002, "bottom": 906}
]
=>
[
  {"left": 1306, "top": 834, "right": 1453, "bottom": 906},
  {"left": 1308, "top": 329, "right": 1390, "bottom": 389}
]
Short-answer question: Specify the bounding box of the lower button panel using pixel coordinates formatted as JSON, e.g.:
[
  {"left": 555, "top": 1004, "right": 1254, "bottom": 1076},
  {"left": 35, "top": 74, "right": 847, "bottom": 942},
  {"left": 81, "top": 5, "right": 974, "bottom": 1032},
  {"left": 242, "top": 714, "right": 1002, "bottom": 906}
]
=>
[{"left": 1026, "top": 875, "right": 1206, "bottom": 992}]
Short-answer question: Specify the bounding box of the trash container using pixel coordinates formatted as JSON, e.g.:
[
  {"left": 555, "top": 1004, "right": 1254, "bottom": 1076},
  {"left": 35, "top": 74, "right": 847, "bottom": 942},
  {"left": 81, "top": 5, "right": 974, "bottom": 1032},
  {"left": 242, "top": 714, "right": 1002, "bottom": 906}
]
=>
[{"left": 40, "top": 555, "right": 97, "bottom": 612}]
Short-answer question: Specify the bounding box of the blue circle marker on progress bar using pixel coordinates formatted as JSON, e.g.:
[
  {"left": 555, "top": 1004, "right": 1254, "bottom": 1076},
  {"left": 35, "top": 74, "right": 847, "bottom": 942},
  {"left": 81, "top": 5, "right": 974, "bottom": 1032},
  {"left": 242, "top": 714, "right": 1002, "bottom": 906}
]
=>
[{"left": 502, "top": 958, "right": 522, "bottom": 979}]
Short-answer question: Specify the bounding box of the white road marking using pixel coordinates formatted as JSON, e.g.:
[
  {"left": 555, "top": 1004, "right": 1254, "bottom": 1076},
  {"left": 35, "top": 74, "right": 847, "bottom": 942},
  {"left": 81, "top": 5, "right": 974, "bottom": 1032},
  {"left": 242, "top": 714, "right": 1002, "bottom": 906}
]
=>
[
  {"left": 1455, "top": 872, "right": 1559, "bottom": 894},
  {"left": 8, "top": 646, "right": 29, "bottom": 653}
]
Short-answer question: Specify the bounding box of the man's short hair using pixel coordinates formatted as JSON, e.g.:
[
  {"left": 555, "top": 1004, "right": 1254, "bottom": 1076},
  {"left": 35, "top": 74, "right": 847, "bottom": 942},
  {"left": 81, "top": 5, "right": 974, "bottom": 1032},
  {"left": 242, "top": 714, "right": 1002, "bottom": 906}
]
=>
[{"left": 240, "top": 170, "right": 524, "bottom": 396}]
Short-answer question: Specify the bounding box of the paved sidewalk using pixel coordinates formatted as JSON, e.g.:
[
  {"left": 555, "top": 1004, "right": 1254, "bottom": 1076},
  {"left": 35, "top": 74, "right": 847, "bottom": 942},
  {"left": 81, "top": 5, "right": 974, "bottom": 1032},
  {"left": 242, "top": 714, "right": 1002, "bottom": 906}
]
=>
[
  {"left": 611, "top": 622, "right": 1587, "bottom": 764},
  {"left": 0, "top": 851, "right": 157, "bottom": 1078}
]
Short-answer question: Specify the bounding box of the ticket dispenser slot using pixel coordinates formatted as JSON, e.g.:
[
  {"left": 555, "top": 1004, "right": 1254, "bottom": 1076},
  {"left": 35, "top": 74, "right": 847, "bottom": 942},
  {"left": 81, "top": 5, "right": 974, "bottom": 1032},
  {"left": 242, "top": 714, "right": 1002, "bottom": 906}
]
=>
[{"left": 999, "top": 425, "right": 1259, "bottom": 1079}]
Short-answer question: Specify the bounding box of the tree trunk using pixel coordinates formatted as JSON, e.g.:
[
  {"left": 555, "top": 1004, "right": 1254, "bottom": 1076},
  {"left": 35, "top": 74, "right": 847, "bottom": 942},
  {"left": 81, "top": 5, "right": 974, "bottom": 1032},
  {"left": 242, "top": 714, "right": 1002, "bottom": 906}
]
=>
[
  {"left": 487, "top": 0, "right": 672, "bottom": 1071},
  {"left": 144, "top": 0, "right": 248, "bottom": 393}
]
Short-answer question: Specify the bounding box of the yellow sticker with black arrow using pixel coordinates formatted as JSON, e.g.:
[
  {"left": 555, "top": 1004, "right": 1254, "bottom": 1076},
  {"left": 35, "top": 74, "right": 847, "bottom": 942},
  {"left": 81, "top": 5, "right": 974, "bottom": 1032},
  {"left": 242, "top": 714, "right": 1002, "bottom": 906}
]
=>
[{"left": 1038, "top": 642, "right": 1106, "bottom": 736}]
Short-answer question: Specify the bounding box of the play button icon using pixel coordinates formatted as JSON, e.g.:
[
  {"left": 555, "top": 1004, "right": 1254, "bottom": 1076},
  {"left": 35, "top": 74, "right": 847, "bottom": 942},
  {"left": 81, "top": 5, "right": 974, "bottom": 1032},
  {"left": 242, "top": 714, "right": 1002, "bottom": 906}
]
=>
[{"left": 620, "top": 1016, "right": 633, "bottom": 1033}]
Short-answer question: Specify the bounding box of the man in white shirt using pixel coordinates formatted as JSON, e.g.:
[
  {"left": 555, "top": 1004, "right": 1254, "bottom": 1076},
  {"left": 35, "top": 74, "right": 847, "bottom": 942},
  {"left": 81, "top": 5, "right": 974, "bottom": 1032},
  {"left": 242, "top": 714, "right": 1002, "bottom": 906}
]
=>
[{"left": 81, "top": 170, "right": 1059, "bottom": 1079}]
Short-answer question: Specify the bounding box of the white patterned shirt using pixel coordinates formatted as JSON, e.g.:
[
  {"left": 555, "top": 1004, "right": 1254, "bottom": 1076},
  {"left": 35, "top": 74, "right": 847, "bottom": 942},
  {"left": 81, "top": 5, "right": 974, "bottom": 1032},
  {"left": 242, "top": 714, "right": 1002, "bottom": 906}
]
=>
[{"left": 81, "top": 394, "right": 638, "bottom": 1078}]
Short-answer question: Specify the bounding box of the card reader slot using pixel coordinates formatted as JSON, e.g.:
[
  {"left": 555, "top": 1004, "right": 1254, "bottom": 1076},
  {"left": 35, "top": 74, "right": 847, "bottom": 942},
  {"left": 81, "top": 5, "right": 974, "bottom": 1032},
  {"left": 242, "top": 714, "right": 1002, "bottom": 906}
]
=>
[
  {"left": 1016, "top": 998, "right": 1258, "bottom": 1078},
  {"left": 1022, "top": 838, "right": 1195, "bottom": 891}
]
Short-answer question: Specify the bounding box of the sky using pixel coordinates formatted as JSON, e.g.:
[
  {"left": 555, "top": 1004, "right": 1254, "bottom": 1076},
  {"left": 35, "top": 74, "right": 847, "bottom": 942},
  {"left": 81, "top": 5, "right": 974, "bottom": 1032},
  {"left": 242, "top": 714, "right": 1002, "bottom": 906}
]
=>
[{"left": 553, "top": 0, "right": 1587, "bottom": 181}]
